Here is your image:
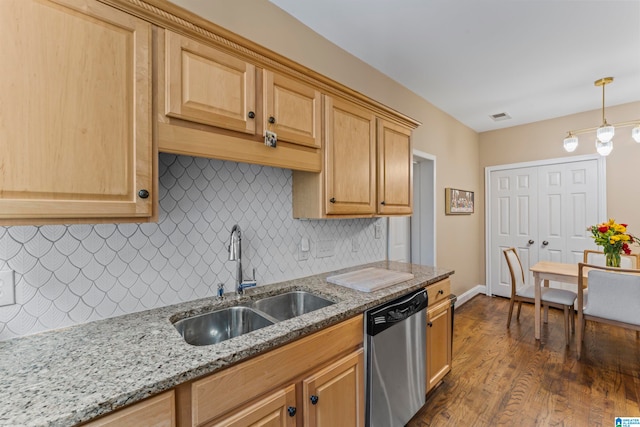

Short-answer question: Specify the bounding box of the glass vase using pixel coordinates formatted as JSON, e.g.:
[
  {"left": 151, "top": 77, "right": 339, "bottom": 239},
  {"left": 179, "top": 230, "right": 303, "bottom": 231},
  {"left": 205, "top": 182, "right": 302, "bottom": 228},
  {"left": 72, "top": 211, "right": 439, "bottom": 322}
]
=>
[{"left": 605, "top": 251, "right": 621, "bottom": 268}]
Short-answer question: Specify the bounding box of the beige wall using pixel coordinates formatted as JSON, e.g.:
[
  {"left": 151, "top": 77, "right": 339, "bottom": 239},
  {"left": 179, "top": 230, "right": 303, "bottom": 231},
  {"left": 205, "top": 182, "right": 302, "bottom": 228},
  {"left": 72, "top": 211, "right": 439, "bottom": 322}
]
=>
[
  {"left": 479, "top": 101, "right": 640, "bottom": 226},
  {"left": 480, "top": 102, "right": 640, "bottom": 282},
  {"left": 168, "top": 0, "right": 484, "bottom": 296}
]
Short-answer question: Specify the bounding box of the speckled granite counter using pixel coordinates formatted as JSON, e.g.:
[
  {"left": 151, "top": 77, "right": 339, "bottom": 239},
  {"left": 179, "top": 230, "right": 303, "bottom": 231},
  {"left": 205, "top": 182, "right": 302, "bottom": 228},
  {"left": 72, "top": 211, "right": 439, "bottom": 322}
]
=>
[{"left": 0, "top": 261, "right": 453, "bottom": 426}]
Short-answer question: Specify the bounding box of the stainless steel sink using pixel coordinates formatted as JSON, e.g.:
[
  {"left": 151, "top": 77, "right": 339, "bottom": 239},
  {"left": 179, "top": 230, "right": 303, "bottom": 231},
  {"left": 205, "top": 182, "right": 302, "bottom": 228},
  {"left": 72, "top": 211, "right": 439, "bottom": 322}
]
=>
[
  {"left": 174, "top": 306, "right": 274, "bottom": 346},
  {"left": 249, "top": 291, "right": 335, "bottom": 321}
]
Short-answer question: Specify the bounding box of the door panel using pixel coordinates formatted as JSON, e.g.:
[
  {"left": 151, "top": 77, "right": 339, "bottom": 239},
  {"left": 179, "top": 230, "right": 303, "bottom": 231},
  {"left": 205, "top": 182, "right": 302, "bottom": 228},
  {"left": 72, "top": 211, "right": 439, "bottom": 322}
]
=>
[
  {"left": 490, "top": 167, "right": 538, "bottom": 297},
  {"left": 489, "top": 159, "right": 602, "bottom": 297}
]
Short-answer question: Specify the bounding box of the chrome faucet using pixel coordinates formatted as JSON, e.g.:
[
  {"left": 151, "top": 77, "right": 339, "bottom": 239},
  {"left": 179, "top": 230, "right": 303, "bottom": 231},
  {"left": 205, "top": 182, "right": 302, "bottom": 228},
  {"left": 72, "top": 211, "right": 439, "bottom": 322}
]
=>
[{"left": 228, "top": 224, "right": 257, "bottom": 295}]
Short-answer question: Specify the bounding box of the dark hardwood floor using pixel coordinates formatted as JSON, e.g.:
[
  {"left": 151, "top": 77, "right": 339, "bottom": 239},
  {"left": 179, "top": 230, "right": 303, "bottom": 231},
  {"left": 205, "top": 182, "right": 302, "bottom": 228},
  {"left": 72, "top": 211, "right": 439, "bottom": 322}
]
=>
[{"left": 408, "top": 295, "right": 640, "bottom": 426}]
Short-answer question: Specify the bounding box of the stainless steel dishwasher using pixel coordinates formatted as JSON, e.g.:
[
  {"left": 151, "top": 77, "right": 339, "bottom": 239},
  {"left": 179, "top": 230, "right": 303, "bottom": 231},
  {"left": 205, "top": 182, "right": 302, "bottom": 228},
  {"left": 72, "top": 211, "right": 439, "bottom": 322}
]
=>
[{"left": 365, "top": 288, "right": 428, "bottom": 427}]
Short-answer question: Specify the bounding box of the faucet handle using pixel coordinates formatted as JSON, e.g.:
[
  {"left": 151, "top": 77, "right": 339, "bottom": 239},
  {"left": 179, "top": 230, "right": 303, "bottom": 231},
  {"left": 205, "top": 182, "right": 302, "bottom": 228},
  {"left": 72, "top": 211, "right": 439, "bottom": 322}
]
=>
[{"left": 216, "top": 283, "right": 225, "bottom": 300}]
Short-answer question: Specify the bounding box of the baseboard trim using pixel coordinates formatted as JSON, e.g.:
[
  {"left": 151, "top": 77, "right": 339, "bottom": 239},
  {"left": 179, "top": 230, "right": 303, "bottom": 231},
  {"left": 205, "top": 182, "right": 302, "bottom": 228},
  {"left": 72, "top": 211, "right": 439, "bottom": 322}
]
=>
[{"left": 454, "top": 285, "right": 487, "bottom": 308}]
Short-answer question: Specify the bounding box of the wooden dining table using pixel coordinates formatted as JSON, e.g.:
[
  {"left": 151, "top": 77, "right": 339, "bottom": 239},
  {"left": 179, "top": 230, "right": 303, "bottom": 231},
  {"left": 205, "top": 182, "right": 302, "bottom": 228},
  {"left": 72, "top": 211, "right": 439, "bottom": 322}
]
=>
[{"left": 529, "top": 261, "right": 588, "bottom": 340}]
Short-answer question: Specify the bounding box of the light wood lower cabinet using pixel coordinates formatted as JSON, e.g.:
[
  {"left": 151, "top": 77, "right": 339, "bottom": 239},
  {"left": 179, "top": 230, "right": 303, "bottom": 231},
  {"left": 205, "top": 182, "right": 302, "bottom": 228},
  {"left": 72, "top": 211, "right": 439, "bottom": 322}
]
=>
[
  {"left": 0, "top": 0, "right": 154, "bottom": 225},
  {"left": 426, "top": 298, "right": 453, "bottom": 393},
  {"left": 209, "top": 384, "right": 297, "bottom": 427},
  {"left": 303, "top": 350, "right": 364, "bottom": 427},
  {"left": 81, "top": 391, "right": 175, "bottom": 427},
  {"left": 178, "top": 316, "right": 364, "bottom": 427}
]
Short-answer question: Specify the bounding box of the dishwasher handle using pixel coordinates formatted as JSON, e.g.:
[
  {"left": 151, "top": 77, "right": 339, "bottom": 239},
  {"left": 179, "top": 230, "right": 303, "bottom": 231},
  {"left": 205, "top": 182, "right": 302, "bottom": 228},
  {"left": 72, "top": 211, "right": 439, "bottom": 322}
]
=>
[{"left": 366, "top": 289, "right": 428, "bottom": 336}]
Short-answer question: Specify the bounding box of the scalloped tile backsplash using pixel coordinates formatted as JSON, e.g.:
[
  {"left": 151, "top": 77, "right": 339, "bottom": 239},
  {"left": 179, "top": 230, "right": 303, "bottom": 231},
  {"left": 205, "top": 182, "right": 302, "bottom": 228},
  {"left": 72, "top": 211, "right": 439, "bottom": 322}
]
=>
[{"left": 0, "top": 154, "right": 385, "bottom": 340}]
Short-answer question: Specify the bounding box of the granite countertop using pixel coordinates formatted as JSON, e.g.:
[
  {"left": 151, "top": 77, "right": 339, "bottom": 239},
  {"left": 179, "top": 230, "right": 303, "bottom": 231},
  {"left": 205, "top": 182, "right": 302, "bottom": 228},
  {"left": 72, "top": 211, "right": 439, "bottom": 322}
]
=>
[{"left": 0, "top": 261, "right": 453, "bottom": 427}]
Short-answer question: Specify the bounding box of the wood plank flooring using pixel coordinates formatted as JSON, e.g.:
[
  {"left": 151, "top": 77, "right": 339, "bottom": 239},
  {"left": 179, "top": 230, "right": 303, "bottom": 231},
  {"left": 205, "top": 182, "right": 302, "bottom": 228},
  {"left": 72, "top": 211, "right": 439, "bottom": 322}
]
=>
[{"left": 408, "top": 295, "right": 640, "bottom": 426}]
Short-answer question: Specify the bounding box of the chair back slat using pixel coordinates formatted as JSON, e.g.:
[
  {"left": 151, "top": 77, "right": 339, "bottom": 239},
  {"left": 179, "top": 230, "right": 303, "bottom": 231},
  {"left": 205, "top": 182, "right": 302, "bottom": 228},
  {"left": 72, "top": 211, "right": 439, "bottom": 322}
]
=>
[{"left": 503, "top": 248, "right": 525, "bottom": 297}]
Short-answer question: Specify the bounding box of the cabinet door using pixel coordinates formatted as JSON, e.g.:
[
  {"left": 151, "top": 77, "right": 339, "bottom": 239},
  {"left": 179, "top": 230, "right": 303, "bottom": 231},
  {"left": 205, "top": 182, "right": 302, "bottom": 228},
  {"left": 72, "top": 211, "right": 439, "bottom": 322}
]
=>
[
  {"left": 209, "top": 385, "right": 296, "bottom": 427},
  {"left": 263, "top": 71, "right": 321, "bottom": 149},
  {"left": 83, "top": 391, "right": 175, "bottom": 427},
  {"left": 303, "top": 349, "right": 364, "bottom": 427},
  {"left": 426, "top": 300, "right": 452, "bottom": 392},
  {"left": 377, "top": 119, "right": 413, "bottom": 215},
  {"left": 0, "top": 0, "right": 152, "bottom": 222},
  {"left": 324, "top": 97, "right": 376, "bottom": 215},
  {"left": 165, "top": 30, "right": 256, "bottom": 134}
]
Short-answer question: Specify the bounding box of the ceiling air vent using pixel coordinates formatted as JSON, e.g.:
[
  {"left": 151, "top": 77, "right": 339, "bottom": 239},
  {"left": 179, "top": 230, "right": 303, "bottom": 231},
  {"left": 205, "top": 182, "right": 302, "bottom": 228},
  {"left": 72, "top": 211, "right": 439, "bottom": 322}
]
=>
[{"left": 490, "top": 112, "right": 511, "bottom": 122}]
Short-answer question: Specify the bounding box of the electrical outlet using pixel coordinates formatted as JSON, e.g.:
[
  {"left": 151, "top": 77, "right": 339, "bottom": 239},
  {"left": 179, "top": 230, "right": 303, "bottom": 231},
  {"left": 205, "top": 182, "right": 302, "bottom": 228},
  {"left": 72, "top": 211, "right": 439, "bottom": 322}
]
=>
[
  {"left": 374, "top": 223, "right": 382, "bottom": 239},
  {"left": 317, "top": 240, "right": 335, "bottom": 258},
  {"left": 299, "top": 237, "right": 310, "bottom": 261},
  {"left": 352, "top": 236, "right": 360, "bottom": 252},
  {"left": 0, "top": 270, "right": 16, "bottom": 307}
]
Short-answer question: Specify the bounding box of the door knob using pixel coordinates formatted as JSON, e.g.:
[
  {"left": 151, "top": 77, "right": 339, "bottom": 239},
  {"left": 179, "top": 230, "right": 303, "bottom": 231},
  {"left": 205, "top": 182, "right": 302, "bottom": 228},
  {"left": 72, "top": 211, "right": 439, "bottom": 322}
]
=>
[
  {"left": 287, "top": 406, "right": 296, "bottom": 417},
  {"left": 329, "top": 198, "right": 336, "bottom": 203},
  {"left": 528, "top": 239, "right": 534, "bottom": 245},
  {"left": 310, "top": 395, "right": 319, "bottom": 405},
  {"left": 542, "top": 241, "right": 549, "bottom": 246},
  {"left": 427, "top": 321, "right": 433, "bottom": 327},
  {"left": 138, "top": 189, "right": 149, "bottom": 199},
  {"left": 268, "top": 116, "right": 276, "bottom": 124}
]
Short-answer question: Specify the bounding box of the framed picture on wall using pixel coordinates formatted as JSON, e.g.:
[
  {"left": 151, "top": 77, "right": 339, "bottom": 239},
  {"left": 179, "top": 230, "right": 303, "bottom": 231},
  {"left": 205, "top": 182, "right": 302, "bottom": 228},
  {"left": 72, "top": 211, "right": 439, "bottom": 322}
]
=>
[{"left": 445, "top": 188, "right": 474, "bottom": 215}]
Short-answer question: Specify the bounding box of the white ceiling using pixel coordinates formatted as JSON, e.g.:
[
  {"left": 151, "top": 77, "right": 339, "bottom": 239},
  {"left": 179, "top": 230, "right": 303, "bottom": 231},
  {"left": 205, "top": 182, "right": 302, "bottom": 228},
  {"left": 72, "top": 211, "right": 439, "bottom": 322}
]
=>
[{"left": 269, "top": 0, "right": 640, "bottom": 132}]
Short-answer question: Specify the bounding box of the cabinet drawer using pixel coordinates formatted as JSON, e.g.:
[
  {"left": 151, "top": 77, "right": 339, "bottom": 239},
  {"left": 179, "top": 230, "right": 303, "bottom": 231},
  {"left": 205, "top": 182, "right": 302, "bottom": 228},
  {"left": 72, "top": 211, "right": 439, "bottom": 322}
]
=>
[
  {"left": 426, "top": 278, "right": 450, "bottom": 306},
  {"left": 82, "top": 391, "right": 175, "bottom": 427}
]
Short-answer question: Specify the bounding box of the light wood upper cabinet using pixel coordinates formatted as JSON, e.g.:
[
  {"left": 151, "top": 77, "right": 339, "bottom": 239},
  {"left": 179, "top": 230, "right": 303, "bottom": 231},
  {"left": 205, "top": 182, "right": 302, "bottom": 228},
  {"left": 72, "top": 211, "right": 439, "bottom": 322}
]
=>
[
  {"left": 325, "top": 97, "right": 377, "bottom": 215},
  {"left": 263, "top": 70, "right": 322, "bottom": 149},
  {"left": 303, "top": 349, "right": 364, "bottom": 427},
  {"left": 292, "top": 96, "right": 377, "bottom": 218},
  {"left": 293, "top": 97, "right": 414, "bottom": 218},
  {"left": 157, "top": 30, "right": 322, "bottom": 172},
  {"left": 0, "top": 0, "right": 153, "bottom": 224},
  {"left": 164, "top": 30, "right": 257, "bottom": 134},
  {"left": 377, "top": 119, "right": 413, "bottom": 215}
]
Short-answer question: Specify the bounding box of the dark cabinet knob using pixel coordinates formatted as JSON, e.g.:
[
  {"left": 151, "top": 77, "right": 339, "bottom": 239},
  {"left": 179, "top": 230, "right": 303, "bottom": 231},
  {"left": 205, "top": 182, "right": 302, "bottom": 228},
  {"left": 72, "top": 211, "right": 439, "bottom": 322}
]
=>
[
  {"left": 287, "top": 406, "right": 296, "bottom": 417},
  {"left": 329, "top": 198, "right": 336, "bottom": 203},
  {"left": 438, "top": 289, "right": 444, "bottom": 295},
  {"left": 528, "top": 240, "right": 534, "bottom": 245},
  {"left": 247, "top": 111, "right": 255, "bottom": 119},
  {"left": 542, "top": 241, "right": 549, "bottom": 246},
  {"left": 138, "top": 189, "right": 149, "bottom": 199},
  {"left": 268, "top": 116, "right": 276, "bottom": 124},
  {"left": 310, "top": 395, "right": 319, "bottom": 405},
  {"left": 380, "top": 201, "right": 386, "bottom": 205},
  {"left": 427, "top": 322, "right": 433, "bottom": 327}
]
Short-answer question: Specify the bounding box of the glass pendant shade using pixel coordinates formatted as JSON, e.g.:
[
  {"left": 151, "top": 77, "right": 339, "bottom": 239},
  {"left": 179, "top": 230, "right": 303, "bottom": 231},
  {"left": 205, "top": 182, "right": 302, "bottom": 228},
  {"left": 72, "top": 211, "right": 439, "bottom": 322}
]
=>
[
  {"left": 632, "top": 125, "right": 640, "bottom": 143},
  {"left": 595, "top": 138, "right": 613, "bottom": 156},
  {"left": 563, "top": 135, "right": 579, "bottom": 152},
  {"left": 596, "top": 124, "right": 615, "bottom": 143}
]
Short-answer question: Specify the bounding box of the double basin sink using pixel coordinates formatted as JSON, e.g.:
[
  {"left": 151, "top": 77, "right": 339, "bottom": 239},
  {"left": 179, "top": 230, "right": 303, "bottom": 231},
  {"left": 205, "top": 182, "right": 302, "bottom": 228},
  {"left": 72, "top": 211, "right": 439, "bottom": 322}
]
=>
[{"left": 173, "top": 291, "right": 335, "bottom": 346}]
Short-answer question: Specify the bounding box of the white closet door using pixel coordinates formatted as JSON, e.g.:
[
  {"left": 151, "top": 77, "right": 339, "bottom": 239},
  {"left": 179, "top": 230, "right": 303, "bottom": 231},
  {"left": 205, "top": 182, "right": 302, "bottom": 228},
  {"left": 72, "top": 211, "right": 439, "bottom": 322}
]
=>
[
  {"left": 489, "top": 167, "right": 538, "bottom": 298},
  {"left": 538, "top": 161, "right": 599, "bottom": 264},
  {"left": 488, "top": 158, "right": 603, "bottom": 297}
]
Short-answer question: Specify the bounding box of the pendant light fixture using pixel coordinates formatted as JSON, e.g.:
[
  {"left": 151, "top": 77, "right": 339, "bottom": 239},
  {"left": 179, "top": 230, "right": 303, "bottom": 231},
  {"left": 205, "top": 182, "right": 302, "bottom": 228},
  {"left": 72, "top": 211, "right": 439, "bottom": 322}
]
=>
[{"left": 563, "top": 77, "right": 640, "bottom": 156}]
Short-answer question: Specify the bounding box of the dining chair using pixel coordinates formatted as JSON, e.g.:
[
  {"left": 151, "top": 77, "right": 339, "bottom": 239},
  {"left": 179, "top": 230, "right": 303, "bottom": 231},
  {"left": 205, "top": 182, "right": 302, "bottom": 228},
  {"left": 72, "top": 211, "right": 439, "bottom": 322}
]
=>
[
  {"left": 576, "top": 263, "right": 640, "bottom": 358},
  {"left": 583, "top": 249, "right": 640, "bottom": 268},
  {"left": 503, "top": 248, "right": 577, "bottom": 345}
]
